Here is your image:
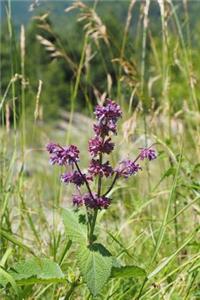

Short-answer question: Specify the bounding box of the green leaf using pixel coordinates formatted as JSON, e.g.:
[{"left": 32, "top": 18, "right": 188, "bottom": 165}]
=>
[
  {"left": 111, "top": 265, "right": 146, "bottom": 279},
  {"left": 78, "top": 243, "right": 113, "bottom": 296},
  {"left": 61, "top": 208, "right": 87, "bottom": 243},
  {"left": 0, "top": 258, "right": 65, "bottom": 286},
  {"left": 0, "top": 267, "right": 20, "bottom": 297}
]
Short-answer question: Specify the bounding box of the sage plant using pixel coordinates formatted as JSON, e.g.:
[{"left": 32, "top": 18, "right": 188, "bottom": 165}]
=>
[
  {"left": 47, "top": 99, "right": 156, "bottom": 243},
  {"left": 46, "top": 99, "right": 157, "bottom": 296}
]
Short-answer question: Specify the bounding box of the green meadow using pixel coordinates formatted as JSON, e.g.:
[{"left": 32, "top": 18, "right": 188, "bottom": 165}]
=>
[{"left": 0, "top": 0, "right": 199, "bottom": 299}]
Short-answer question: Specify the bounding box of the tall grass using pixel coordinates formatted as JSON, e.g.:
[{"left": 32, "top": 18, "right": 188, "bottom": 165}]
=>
[{"left": 0, "top": 0, "right": 199, "bottom": 299}]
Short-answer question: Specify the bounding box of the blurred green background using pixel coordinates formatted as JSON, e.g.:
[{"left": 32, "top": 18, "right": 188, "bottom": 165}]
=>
[{"left": 1, "top": 0, "right": 200, "bottom": 120}]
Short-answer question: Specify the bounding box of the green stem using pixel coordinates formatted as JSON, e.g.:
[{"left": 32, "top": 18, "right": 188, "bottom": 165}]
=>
[
  {"left": 74, "top": 161, "right": 94, "bottom": 200},
  {"left": 89, "top": 208, "right": 98, "bottom": 244},
  {"left": 98, "top": 153, "right": 103, "bottom": 197},
  {"left": 103, "top": 173, "right": 118, "bottom": 197},
  {"left": 136, "top": 277, "right": 148, "bottom": 300},
  {"left": 64, "top": 280, "right": 79, "bottom": 300}
]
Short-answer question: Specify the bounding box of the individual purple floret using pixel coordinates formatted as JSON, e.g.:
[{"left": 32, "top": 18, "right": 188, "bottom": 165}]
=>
[
  {"left": 46, "top": 142, "right": 58, "bottom": 153},
  {"left": 93, "top": 119, "right": 117, "bottom": 136},
  {"left": 46, "top": 143, "right": 65, "bottom": 165},
  {"left": 72, "top": 194, "right": 84, "bottom": 206},
  {"left": 49, "top": 147, "right": 69, "bottom": 166},
  {"left": 61, "top": 171, "right": 85, "bottom": 186},
  {"left": 140, "top": 148, "right": 157, "bottom": 161},
  {"left": 103, "top": 138, "right": 115, "bottom": 154},
  {"left": 83, "top": 193, "right": 96, "bottom": 208},
  {"left": 96, "top": 196, "right": 111, "bottom": 209},
  {"left": 46, "top": 143, "right": 79, "bottom": 166},
  {"left": 95, "top": 99, "right": 122, "bottom": 123},
  {"left": 88, "top": 159, "right": 113, "bottom": 177},
  {"left": 65, "top": 145, "right": 80, "bottom": 164},
  {"left": 89, "top": 136, "right": 114, "bottom": 156},
  {"left": 88, "top": 137, "right": 102, "bottom": 156},
  {"left": 116, "top": 160, "right": 142, "bottom": 178},
  {"left": 83, "top": 193, "right": 111, "bottom": 209}
]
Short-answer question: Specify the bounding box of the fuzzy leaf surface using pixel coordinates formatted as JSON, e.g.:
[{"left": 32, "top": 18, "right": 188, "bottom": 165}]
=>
[
  {"left": 111, "top": 265, "right": 146, "bottom": 279},
  {"left": 61, "top": 208, "right": 87, "bottom": 243},
  {"left": 0, "top": 258, "right": 65, "bottom": 286},
  {"left": 78, "top": 243, "right": 112, "bottom": 296}
]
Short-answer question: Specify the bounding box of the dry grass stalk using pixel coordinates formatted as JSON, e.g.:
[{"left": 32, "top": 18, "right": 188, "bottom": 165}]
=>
[
  {"left": 20, "top": 25, "right": 26, "bottom": 86},
  {"left": 34, "top": 80, "right": 43, "bottom": 121},
  {"left": 66, "top": 1, "right": 109, "bottom": 46},
  {"left": 5, "top": 103, "right": 10, "bottom": 133},
  {"left": 112, "top": 58, "right": 138, "bottom": 88}
]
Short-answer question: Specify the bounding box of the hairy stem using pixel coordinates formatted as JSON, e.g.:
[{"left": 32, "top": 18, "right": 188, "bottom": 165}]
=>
[
  {"left": 64, "top": 279, "right": 79, "bottom": 300},
  {"left": 89, "top": 208, "right": 98, "bottom": 244},
  {"left": 103, "top": 173, "right": 119, "bottom": 197},
  {"left": 74, "top": 161, "right": 94, "bottom": 200},
  {"left": 97, "top": 153, "right": 103, "bottom": 197}
]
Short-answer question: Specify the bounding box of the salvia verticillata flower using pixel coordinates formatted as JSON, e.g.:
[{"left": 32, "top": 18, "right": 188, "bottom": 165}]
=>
[
  {"left": 93, "top": 119, "right": 117, "bottom": 136},
  {"left": 116, "top": 160, "right": 142, "bottom": 178},
  {"left": 88, "top": 159, "right": 113, "bottom": 177},
  {"left": 140, "top": 148, "right": 157, "bottom": 161},
  {"left": 95, "top": 99, "right": 122, "bottom": 123},
  {"left": 94, "top": 99, "right": 122, "bottom": 138},
  {"left": 72, "top": 193, "right": 111, "bottom": 209},
  {"left": 83, "top": 193, "right": 111, "bottom": 209},
  {"left": 89, "top": 136, "right": 114, "bottom": 157},
  {"left": 47, "top": 143, "right": 79, "bottom": 166},
  {"left": 72, "top": 194, "right": 84, "bottom": 206},
  {"left": 46, "top": 142, "right": 58, "bottom": 153},
  {"left": 61, "top": 171, "right": 85, "bottom": 186},
  {"left": 46, "top": 99, "right": 157, "bottom": 210}
]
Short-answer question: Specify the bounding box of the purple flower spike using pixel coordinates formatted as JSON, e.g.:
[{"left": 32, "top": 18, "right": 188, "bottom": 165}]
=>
[
  {"left": 72, "top": 194, "right": 84, "bottom": 207},
  {"left": 89, "top": 137, "right": 114, "bottom": 157},
  {"left": 116, "top": 160, "right": 142, "bottom": 178},
  {"left": 89, "top": 159, "right": 113, "bottom": 177},
  {"left": 95, "top": 99, "right": 122, "bottom": 123},
  {"left": 61, "top": 172, "right": 74, "bottom": 183},
  {"left": 65, "top": 145, "right": 80, "bottom": 164},
  {"left": 103, "top": 138, "right": 115, "bottom": 154},
  {"left": 89, "top": 137, "right": 102, "bottom": 157},
  {"left": 83, "top": 193, "right": 95, "bottom": 208},
  {"left": 93, "top": 119, "right": 117, "bottom": 136},
  {"left": 83, "top": 193, "right": 111, "bottom": 209},
  {"left": 47, "top": 100, "right": 157, "bottom": 212},
  {"left": 46, "top": 143, "right": 79, "bottom": 166},
  {"left": 96, "top": 196, "right": 111, "bottom": 209},
  {"left": 140, "top": 148, "right": 157, "bottom": 161},
  {"left": 61, "top": 171, "right": 85, "bottom": 186}
]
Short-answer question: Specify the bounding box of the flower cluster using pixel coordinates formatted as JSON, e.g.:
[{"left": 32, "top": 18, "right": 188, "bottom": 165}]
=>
[
  {"left": 89, "top": 137, "right": 114, "bottom": 157},
  {"left": 47, "top": 143, "right": 79, "bottom": 166},
  {"left": 46, "top": 99, "right": 157, "bottom": 210},
  {"left": 140, "top": 148, "right": 157, "bottom": 161},
  {"left": 88, "top": 159, "right": 113, "bottom": 177},
  {"left": 94, "top": 99, "right": 122, "bottom": 137},
  {"left": 116, "top": 160, "right": 142, "bottom": 178},
  {"left": 61, "top": 171, "right": 85, "bottom": 186},
  {"left": 74, "top": 193, "right": 111, "bottom": 209}
]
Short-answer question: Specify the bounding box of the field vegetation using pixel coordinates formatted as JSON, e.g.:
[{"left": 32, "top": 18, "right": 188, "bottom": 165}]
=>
[{"left": 0, "top": 0, "right": 199, "bottom": 299}]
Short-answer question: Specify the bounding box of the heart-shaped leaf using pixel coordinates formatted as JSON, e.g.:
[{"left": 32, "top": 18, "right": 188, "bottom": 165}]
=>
[
  {"left": 0, "top": 258, "right": 65, "bottom": 286},
  {"left": 78, "top": 243, "right": 113, "bottom": 296}
]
